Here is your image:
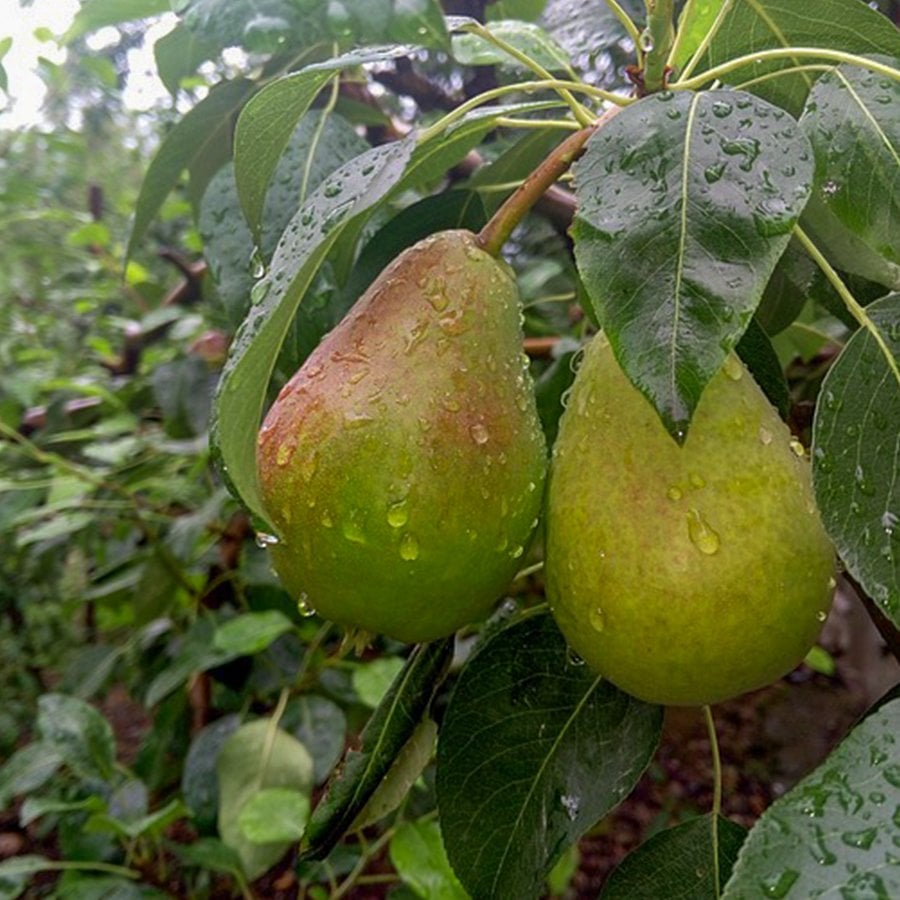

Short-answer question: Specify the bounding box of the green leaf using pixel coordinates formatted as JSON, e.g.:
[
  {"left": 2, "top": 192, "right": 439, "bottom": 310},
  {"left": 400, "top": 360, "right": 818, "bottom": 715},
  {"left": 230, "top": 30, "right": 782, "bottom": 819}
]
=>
[
  {"left": 601, "top": 814, "right": 747, "bottom": 898},
  {"left": 0, "top": 743, "right": 64, "bottom": 807},
  {"left": 173, "top": 837, "right": 244, "bottom": 877},
  {"left": 300, "top": 638, "right": 454, "bottom": 860},
  {"left": 153, "top": 24, "right": 215, "bottom": 96},
  {"left": 800, "top": 59, "right": 900, "bottom": 291},
  {"left": 756, "top": 236, "right": 821, "bottom": 335},
  {"left": 217, "top": 719, "right": 314, "bottom": 879},
  {"left": 735, "top": 318, "right": 792, "bottom": 419},
  {"left": 282, "top": 695, "right": 347, "bottom": 784},
  {"left": 351, "top": 718, "right": 438, "bottom": 832},
  {"left": 200, "top": 111, "right": 368, "bottom": 326},
  {"left": 390, "top": 819, "right": 469, "bottom": 900},
  {"left": 691, "top": 0, "right": 900, "bottom": 114},
  {"left": 126, "top": 78, "right": 254, "bottom": 264},
  {"left": 237, "top": 787, "right": 310, "bottom": 843},
  {"left": 232, "top": 70, "right": 335, "bottom": 244},
  {"left": 65, "top": 0, "right": 171, "bottom": 41},
  {"left": 178, "top": 0, "right": 328, "bottom": 54},
  {"left": 671, "top": 0, "right": 726, "bottom": 71},
  {"left": 812, "top": 293, "right": 900, "bottom": 627},
  {"left": 451, "top": 20, "right": 571, "bottom": 71},
  {"left": 214, "top": 610, "right": 294, "bottom": 655},
  {"left": 435, "top": 614, "right": 663, "bottom": 900},
  {"left": 723, "top": 698, "right": 900, "bottom": 898},
  {"left": 352, "top": 657, "right": 407, "bottom": 708},
  {"left": 181, "top": 715, "right": 241, "bottom": 834},
  {"left": 37, "top": 693, "right": 116, "bottom": 782},
  {"left": 572, "top": 90, "right": 813, "bottom": 439}
]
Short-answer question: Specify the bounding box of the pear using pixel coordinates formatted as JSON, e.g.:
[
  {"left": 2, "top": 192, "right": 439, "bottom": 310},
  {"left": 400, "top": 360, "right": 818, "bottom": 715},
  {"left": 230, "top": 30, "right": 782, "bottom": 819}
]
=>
[
  {"left": 257, "top": 230, "right": 546, "bottom": 643},
  {"left": 545, "top": 335, "right": 835, "bottom": 706}
]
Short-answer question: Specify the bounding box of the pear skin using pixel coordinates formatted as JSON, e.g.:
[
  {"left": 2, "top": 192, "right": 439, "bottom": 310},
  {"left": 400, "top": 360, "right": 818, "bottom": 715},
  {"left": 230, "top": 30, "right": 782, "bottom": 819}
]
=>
[
  {"left": 545, "top": 335, "right": 835, "bottom": 706},
  {"left": 257, "top": 230, "right": 546, "bottom": 642}
]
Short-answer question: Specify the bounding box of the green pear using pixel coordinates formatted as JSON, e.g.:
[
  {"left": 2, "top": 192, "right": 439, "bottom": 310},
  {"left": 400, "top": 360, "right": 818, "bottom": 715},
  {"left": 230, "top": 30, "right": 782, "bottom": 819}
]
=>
[
  {"left": 545, "top": 335, "right": 835, "bottom": 706},
  {"left": 257, "top": 230, "right": 546, "bottom": 642}
]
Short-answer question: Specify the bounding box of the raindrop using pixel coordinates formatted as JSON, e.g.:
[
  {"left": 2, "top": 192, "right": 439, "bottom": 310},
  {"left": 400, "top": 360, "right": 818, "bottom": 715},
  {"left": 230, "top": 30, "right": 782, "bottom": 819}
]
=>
[
  {"left": 687, "top": 508, "right": 720, "bottom": 555},
  {"left": 881, "top": 511, "right": 898, "bottom": 534},
  {"left": 470, "top": 423, "right": 490, "bottom": 445},
  {"left": 690, "top": 473, "right": 706, "bottom": 489},
  {"left": 560, "top": 794, "right": 580, "bottom": 820},
  {"left": 638, "top": 28, "right": 653, "bottom": 52},
  {"left": 297, "top": 593, "right": 316, "bottom": 617},
  {"left": 249, "top": 248, "right": 266, "bottom": 279},
  {"left": 250, "top": 279, "right": 270, "bottom": 305},
  {"left": 255, "top": 532, "right": 279, "bottom": 549},
  {"left": 840, "top": 827, "right": 877, "bottom": 850},
  {"left": 566, "top": 647, "right": 585, "bottom": 666},
  {"left": 589, "top": 607, "right": 606, "bottom": 632},
  {"left": 722, "top": 355, "right": 743, "bottom": 381},
  {"left": 342, "top": 514, "right": 366, "bottom": 544},
  {"left": 510, "top": 544, "right": 525, "bottom": 559},
  {"left": 816, "top": 610, "right": 827, "bottom": 623},
  {"left": 789, "top": 439, "right": 806, "bottom": 458},
  {"left": 387, "top": 500, "right": 409, "bottom": 528},
  {"left": 711, "top": 100, "right": 733, "bottom": 118},
  {"left": 399, "top": 533, "right": 419, "bottom": 561},
  {"left": 759, "top": 426, "right": 774, "bottom": 445},
  {"left": 855, "top": 465, "right": 876, "bottom": 496},
  {"left": 276, "top": 444, "right": 292, "bottom": 467},
  {"left": 759, "top": 869, "right": 799, "bottom": 898},
  {"left": 667, "top": 486, "right": 683, "bottom": 501}
]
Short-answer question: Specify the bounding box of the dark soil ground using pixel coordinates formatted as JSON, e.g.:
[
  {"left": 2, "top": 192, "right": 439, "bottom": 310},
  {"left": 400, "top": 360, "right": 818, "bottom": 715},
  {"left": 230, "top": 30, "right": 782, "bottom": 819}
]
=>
[{"left": 2, "top": 583, "right": 897, "bottom": 899}]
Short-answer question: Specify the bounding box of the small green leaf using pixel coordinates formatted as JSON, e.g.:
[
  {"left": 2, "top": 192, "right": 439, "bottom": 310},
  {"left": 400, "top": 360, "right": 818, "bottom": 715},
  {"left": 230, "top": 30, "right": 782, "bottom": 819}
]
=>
[
  {"left": 238, "top": 787, "right": 310, "bottom": 843},
  {"left": 174, "top": 837, "right": 244, "bottom": 877},
  {"left": 451, "top": 20, "right": 571, "bottom": 71},
  {"left": 671, "top": 0, "right": 725, "bottom": 72},
  {"left": 723, "top": 698, "right": 900, "bottom": 898},
  {"left": 601, "top": 814, "right": 747, "bottom": 898},
  {"left": 352, "top": 657, "right": 406, "bottom": 708},
  {"left": 282, "top": 695, "right": 347, "bottom": 784},
  {"left": 390, "top": 819, "right": 468, "bottom": 900},
  {"left": 217, "top": 719, "right": 314, "bottom": 879},
  {"left": 153, "top": 24, "right": 215, "bottom": 96},
  {"left": 812, "top": 293, "right": 900, "bottom": 626},
  {"left": 300, "top": 639, "right": 454, "bottom": 860},
  {"left": 214, "top": 610, "right": 294, "bottom": 655},
  {"left": 351, "top": 718, "right": 438, "bottom": 832},
  {"left": 181, "top": 715, "right": 241, "bottom": 833},
  {"left": 0, "top": 743, "right": 64, "bottom": 807},
  {"left": 65, "top": 0, "right": 171, "bottom": 41},
  {"left": 127, "top": 79, "right": 253, "bottom": 263},
  {"left": 573, "top": 90, "right": 813, "bottom": 439},
  {"left": 37, "top": 693, "right": 116, "bottom": 782},
  {"left": 800, "top": 59, "right": 900, "bottom": 291},
  {"left": 436, "top": 614, "right": 663, "bottom": 900},
  {"left": 232, "top": 70, "right": 335, "bottom": 244}
]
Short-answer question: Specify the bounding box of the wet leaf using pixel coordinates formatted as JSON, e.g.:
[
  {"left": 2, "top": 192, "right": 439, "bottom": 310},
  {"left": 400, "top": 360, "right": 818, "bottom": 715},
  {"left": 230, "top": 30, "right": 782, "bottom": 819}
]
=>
[
  {"left": 300, "top": 639, "right": 454, "bottom": 861},
  {"left": 800, "top": 59, "right": 900, "bottom": 291},
  {"left": 573, "top": 90, "right": 813, "bottom": 439},
  {"left": 723, "top": 698, "right": 900, "bottom": 899},
  {"left": 812, "top": 293, "right": 900, "bottom": 627},
  {"left": 601, "top": 814, "right": 747, "bottom": 898},
  {"left": 691, "top": 0, "right": 900, "bottom": 114},
  {"left": 435, "top": 613, "right": 663, "bottom": 900},
  {"left": 451, "top": 20, "right": 571, "bottom": 71}
]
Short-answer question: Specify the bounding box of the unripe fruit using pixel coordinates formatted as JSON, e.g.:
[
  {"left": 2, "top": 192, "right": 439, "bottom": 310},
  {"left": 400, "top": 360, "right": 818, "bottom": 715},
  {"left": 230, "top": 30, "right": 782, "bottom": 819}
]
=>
[
  {"left": 257, "top": 230, "right": 547, "bottom": 642},
  {"left": 545, "top": 335, "right": 835, "bottom": 706}
]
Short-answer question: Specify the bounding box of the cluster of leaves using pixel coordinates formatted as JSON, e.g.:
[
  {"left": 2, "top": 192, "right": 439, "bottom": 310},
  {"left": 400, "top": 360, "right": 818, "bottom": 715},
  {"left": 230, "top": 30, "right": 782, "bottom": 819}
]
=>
[{"left": 1, "top": 0, "right": 899, "bottom": 898}]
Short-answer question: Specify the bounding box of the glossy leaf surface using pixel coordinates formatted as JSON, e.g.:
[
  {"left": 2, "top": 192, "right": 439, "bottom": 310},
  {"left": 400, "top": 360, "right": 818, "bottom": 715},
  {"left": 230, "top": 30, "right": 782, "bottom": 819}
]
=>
[
  {"left": 436, "top": 614, "right": 663, "bottom": 900},
  {"left": 812, "top": 293, "right": 900, "bottom": 627},
  {"left": 723, "top": 698, "right": 900, "bottom": 899},
  {"left": 573, "top": 90, "right": 813, "bottom": 438}
]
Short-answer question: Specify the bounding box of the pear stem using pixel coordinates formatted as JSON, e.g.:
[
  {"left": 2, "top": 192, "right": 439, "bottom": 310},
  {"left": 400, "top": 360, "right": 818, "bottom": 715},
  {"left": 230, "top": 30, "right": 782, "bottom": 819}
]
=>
[
  {"left": 476, "top": 106, "right": 620, "bottom": 258},
  {"left": 703, "top": 704, "right": 723, "bottom": 897}
]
